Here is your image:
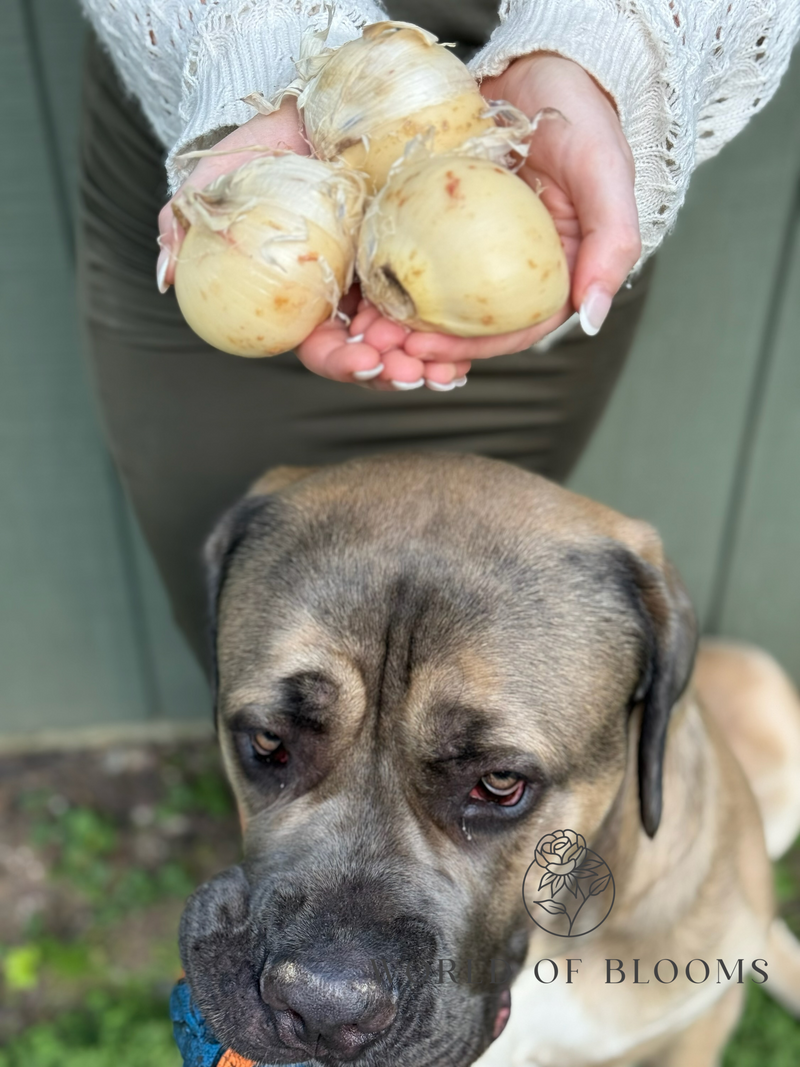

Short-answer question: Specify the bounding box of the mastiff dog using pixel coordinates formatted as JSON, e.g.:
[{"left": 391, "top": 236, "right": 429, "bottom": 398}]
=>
[{"left": 179, "top": 453, "right": 800, "bottom": 1067}]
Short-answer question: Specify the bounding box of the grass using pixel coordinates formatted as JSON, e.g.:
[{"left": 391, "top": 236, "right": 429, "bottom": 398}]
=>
[
  {"left": 0, "top": 988, "right": 179, "bottom": 1067},
  {"left": 725, "top": 982, "right": 800, "bottom": 1066},
  {"left": 0, "top": 745, "right": 239, "bottom": 1063},
  {"left": 0, "top": 974, "right": 796, "bottom": 1067}
]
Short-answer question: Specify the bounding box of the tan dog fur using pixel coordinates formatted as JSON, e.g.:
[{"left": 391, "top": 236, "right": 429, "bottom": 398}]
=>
[{"left": 189, "top": 455, "right": 800, "bottom": 1067}]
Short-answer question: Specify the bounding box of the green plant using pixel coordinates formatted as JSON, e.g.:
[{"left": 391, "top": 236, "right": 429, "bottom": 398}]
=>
[
  {"left": 2, "top": 944, "right": 43, "bottom": 991},
  {"left": 157, "top": 767, "right": 234, "bottom": 820},
  {"left": 724, "top": 980, "right": 800, "bottom": 1066},
  {"left": 0, "top": 987, "right": 180, "bottom": 1067}
]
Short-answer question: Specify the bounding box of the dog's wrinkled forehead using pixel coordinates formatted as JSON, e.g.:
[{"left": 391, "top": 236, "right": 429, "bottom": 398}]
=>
[{"left": 212, "top": 457, "right": 651, "bottom": 742}]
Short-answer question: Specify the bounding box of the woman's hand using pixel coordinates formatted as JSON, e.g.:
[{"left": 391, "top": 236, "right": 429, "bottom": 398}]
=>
[
  {"left": 159, "top": 54, "right": 640, "bottom": 390},
  {"left": 400, "top": 51, "right": 642, "bottom": 365},
  {"left": 157, "top": 99, "right": 467, "bottom": 389},
  {"left": 295, "top": 298, "right": 471, "bottom": 391},
  {"left": 157, "top": 100, "right": 308, "bottom": 290}
]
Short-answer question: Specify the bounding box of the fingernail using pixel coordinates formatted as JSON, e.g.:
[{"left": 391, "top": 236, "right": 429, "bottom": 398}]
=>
[
  {"left": 353, "top": 363, "right": 384, "bottom": 381},
  {"left": 391, "top": 378, "right": 425, "bottom": 391},
  {"left": 579, "top": 287, "right": 612, "bottom": 336},
  {"left": 346, "top": 333, "right": 365, "bottom": 344},
  {"left": 156, "top": 250, "right": 171, "bottom": 294},
  {"left": 453, "top": 376, "right": 468, "bottom": 388},
  {"left": 425, "top": 379, "right": 457, "bottom": 392}
]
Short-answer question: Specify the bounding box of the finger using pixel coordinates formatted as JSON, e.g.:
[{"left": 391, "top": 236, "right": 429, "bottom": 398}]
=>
[
  {"left": 378, "top": 347, "right": 428, "bottom": 388},
  {"left": 362, "top": 316, "right": 410, "bottom": 353},
  {"left": 156, "top": 201, "right": 185, "bottom": 291},
  {"left": 423, "top": 360, "right": 472, "bottom": 390},
  {"left": 567, "top": 145, "right": 641, "bottom": 334},
  {"left": 297, "top": 322, "right": 384, "bottom": 383},
  {"left": 404, "top": 305, "right": 571, "bottom": 361},
  {"left": 348, "top": 304, "right": 383, "bottom": 338}
]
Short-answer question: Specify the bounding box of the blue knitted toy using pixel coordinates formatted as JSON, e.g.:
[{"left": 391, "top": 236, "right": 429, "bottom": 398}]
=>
[{"left": 170, "top": 979, "right": 312, "bottom": 1067}]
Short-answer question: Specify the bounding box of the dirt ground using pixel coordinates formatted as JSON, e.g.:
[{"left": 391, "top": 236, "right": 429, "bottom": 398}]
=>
[
  {"left": 0, "top": 739, "right": 239, "bottom": 1047},
  {"left": 0, "top": 739, "right": 799, "bottom": 1064}
]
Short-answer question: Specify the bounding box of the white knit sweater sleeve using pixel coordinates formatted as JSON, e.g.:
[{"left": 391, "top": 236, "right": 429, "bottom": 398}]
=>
[
  {"left": 79, "top": 0, "right": 386, "bottom": 191},
  {"left": 469, "top": 0, "right": 800, "bottom": 261}
]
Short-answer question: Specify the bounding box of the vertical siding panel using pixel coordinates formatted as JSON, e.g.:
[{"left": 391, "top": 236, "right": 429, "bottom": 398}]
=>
[
  {"left": 26, "top": 0, "right": 85, "bottom": 238},
  {"left": 128, "top": 508, "right": 211, "bottom": 721},
  {"left": 27, "top": 0, "right": 210, "bottom": 724},
  {"left": 569, "top": 55, "right": 800, "bottom": 622},
  {"left": 715, "top": 195, "right": 800, "bottom": 682},
  {"left": 0, "top": 0, "right": 148, "bottom": 731}
]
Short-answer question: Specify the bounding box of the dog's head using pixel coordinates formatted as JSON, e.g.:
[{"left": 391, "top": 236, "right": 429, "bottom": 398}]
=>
[{"left": 180, "top": 454, "right": 696, "bottom": 1066}]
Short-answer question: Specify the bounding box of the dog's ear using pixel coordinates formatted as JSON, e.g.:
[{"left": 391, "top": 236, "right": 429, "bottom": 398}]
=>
[
  {"left": 625, "top": 547, "right": 698, "bottom": 837},
  {"left": 203, "top": 465, "right": 320, "bottom": 715},
  {"left": 203, "top": 496, "right": 271, "bottom": 718}
]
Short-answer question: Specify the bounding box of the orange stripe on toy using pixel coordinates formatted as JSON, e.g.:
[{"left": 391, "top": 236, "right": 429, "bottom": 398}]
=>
[{"left": 217, "top": 1051, "right": 257, "bottom": 1067}]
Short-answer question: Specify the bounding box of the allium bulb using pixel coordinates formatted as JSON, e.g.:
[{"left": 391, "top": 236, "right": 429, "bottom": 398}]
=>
[
  {"left": 173, "top": 154, "right": 365, "bottom": 357},
  {"left": 357, "top": 149, "right": 569, "bottom": 336},
  {"left": 293, "top": 22, "right": 493, "bottom": 190}
]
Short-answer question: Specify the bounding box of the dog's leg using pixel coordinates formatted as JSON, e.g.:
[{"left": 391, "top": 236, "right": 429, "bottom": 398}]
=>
[
  {"left": 640, "top": 985, "right": 744, "bottom": 1067},
  {"left": 693, "top": 638, "right": 800, "bottom": 859}
]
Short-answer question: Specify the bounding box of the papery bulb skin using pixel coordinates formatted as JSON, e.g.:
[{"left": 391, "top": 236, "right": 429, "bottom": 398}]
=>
[
  {"left": 357, "top": 152, "right": 569, "bottom": 336},
  {"left": 173, "top": 155, "right": 365, "bottom": 357},
  {"left": 298, "top": 22, "right": 493, "bottom": 190}
]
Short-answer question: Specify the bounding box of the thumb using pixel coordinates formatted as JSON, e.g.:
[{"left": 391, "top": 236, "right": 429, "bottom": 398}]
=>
[{"left": 568, "top": 147, "right": 641, "bottom": 335}]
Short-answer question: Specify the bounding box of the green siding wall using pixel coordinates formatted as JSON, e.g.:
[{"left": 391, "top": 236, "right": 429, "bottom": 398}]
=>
[
  {"left": 1, "top": 0, "right": 209, "bottom": 734},
  {"left": 1, "top": 0, "right": 798, "bottom": 735}
]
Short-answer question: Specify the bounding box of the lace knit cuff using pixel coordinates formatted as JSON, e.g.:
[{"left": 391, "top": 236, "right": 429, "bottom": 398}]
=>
[
  {"left": 468, "top": 0, "right": 683, "bottom": 263},
  {"left": 166, "top": 1, "right": 385, "bottom": 192}
]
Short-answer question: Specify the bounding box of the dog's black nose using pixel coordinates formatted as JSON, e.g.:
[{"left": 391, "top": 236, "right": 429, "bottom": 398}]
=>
[{"left": 260, "top": 950, "right": 397, "bottom": 1059}]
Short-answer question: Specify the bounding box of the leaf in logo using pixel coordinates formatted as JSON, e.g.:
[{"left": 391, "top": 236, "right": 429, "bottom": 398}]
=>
[
  {"left": 589, "top": 875, "right": 611, "bottom": 897},
  {"left": 539, "top": 871, "right": 556, "bottom": 891},
  {"left": 576, "top": 860, "right": 602, "bottom": 878},
  {"left": 533, "top": 899, "right": 567, "bottom": 915}
]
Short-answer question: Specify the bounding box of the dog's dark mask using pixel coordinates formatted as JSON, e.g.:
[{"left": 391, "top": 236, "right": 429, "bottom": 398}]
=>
[{"left": 179, "top": 455, "right": 697, "bottom": 1067}]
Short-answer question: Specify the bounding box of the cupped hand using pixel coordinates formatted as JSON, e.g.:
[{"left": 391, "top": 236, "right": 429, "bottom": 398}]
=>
[
  {"left": 157, "top": 99, "right": 468, "bottom": 389},
  {"left": 296, "top": 296, "right": 471, "bottom": 391},
  {"left": 159, "top": 54, "right": 639, "bottom": 389},
  {"left": 401, "top": 51, "right": 641, "bottom": 365}
]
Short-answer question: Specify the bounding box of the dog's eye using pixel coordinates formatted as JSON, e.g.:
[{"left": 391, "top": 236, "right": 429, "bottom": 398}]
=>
[
  {"left": 251, "top": 730, "right": 289, "bottom": 764},
  {"left": 470, "top": 771, "right": 525, "bottom": 806}
]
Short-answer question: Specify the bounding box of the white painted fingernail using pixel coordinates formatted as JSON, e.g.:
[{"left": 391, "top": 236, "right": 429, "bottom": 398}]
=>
[
  {"left": 353, "top": 363, "right": 384, "bottom": 381},
  {"left": 579, "top": 286, "right": 612, "bottom": 336},
  {"left": 425, "top": 380, "right": 457, "bottom": 392},
  {"left": 453, "top": 376, "right": 468, "bottom": 388},
  {"left": 346, "top": 333, "right": 365, "bottom": 344},
  {"left": 391, "top": 378, "right": 425, "bottom": 391},
  {"left": 156, "top": 250, "right": 170, "bottom": 294},
  {"left": 531, "top": 311, "right": 581, "bottom": 352}
]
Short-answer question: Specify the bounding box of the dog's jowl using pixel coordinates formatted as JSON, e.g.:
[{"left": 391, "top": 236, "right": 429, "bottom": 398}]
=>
[{"left": 179, "top": 453, "right": 800, "bottom": 1067}]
